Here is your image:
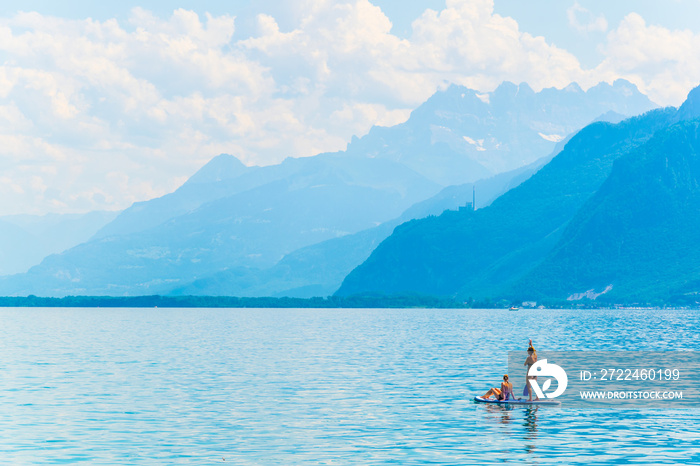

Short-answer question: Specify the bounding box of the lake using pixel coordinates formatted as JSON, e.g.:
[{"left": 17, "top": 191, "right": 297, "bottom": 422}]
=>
[{"left": 0, "top": 307, "right": 698, "bottom": 464}]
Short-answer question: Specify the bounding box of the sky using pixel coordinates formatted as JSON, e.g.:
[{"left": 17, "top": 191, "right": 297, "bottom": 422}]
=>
[{"left": 1, "top": 0, "right": 700, "bottom": 215}]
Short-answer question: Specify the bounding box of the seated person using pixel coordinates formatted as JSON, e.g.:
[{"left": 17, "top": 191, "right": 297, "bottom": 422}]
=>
[{"left": 482, "top": 374, "right": 515, "bottom": 401}]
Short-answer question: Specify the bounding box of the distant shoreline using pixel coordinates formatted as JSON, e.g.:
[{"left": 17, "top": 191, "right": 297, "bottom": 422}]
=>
[
  {"left": 0, "top": 295, "right": 689, "bottom": 309},
  {"left": 0, "top": 295, "right": 468, "bottom": 309}
]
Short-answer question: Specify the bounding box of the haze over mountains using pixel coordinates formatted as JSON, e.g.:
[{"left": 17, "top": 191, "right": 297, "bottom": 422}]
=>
[
  {"left": 344, "top": 79, "right": 654, "bottom": 182},
  {"left": 0, "top": 211, "right": 119, "bottom": 276},
  {"left": 338, "top": 85, "right": 700, "bottom": 305},
  {"left": 170, "top": 160, "right": 544, "bottom": 298},
  {"left": 0, "top": 80, "right": 656, "bottom": 298}
]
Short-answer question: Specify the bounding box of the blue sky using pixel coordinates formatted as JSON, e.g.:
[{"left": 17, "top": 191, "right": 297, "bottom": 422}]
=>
[{"left": 0, "top": 0, "right": 699, "bottom": 215}]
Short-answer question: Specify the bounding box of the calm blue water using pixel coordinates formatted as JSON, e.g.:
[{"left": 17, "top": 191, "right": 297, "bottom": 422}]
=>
[{"left": 0, "top": 307, "right": 698, "bottom": 464}]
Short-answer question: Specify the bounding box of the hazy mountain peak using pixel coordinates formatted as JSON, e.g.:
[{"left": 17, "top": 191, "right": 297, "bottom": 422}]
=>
[
  {"left": 592, "top": 110, "right": 629, "bottom": 125},
  {"left": 584, "top": 79, "right": 656, "bottom": 114},
  {"left": 493, "top": 81, "right": 518, "bottom": 97},
  {"left": 612, "top": 78, "right": 640, "bottom": 93},
  {"left": 517, "top": 82, "right": 535, "bottom": 94},
  {"left": 416, "top": 83, "right": 484, "bottom": 112},
  {"left": 587, "top": 80, "right": 614, "bottom": 93},
  {"left": 675, "top": 83, "right": 700, "bottom": 121},
  {"left": 185, "top": 154, "right": 251, "bottom": 185},
  {"left": 564, "top": 82, "right": 583, "bottom": 93}
]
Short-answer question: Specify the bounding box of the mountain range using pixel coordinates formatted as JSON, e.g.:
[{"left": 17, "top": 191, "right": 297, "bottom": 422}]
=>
[
  {"left": 0, "top": 79, "right": 656, "bottom": 298},
  {"left": 338, "top": 86, "right": 700, "bottom": 305},
  {"left": 344, "top": 79, "right": 654, "bottom": 182}
]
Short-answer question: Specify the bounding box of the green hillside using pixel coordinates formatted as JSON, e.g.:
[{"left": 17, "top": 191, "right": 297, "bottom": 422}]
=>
[{"left": 512, "top": 119, "right": 700, "bottom": 304}]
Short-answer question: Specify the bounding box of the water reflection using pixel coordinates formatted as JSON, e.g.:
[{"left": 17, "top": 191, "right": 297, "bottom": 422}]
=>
[
  {"left": 523, "top": 406, "right": 538, "bottom": 454},
  {"left": 478, "top": 403, "right": 540, "bottom": 456},
  {"left": 484, "top": 403, "right": 515, "bottom": 424}
]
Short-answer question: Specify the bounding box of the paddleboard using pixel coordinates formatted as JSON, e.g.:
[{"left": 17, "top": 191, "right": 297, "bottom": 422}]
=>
[{"left": 474, "top": 396, "right": 560, "bottom": 405}]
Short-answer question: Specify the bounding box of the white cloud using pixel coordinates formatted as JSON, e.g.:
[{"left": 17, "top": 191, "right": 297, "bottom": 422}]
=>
[
  {"left": 567, "top": 2, "right": 608, "bottom": 34},
  {"left": 390, "top": 0, "right": 586, "bottom": 96},
  {"left": 595, "top": 13, "right": 700, "bottom": 105}
]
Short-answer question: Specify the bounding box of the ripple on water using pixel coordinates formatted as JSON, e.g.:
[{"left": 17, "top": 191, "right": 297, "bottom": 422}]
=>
[{"left": 0, "top": 307, "right": 698, "bottom": 464}]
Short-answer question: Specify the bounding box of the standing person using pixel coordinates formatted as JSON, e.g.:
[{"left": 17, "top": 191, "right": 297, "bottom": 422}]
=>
[
  {"left": 524, "top": 339, "right": 538, "bottom": 401},
  {"left": 482, "top": 374, "right": 514, "bottom": 401}
]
